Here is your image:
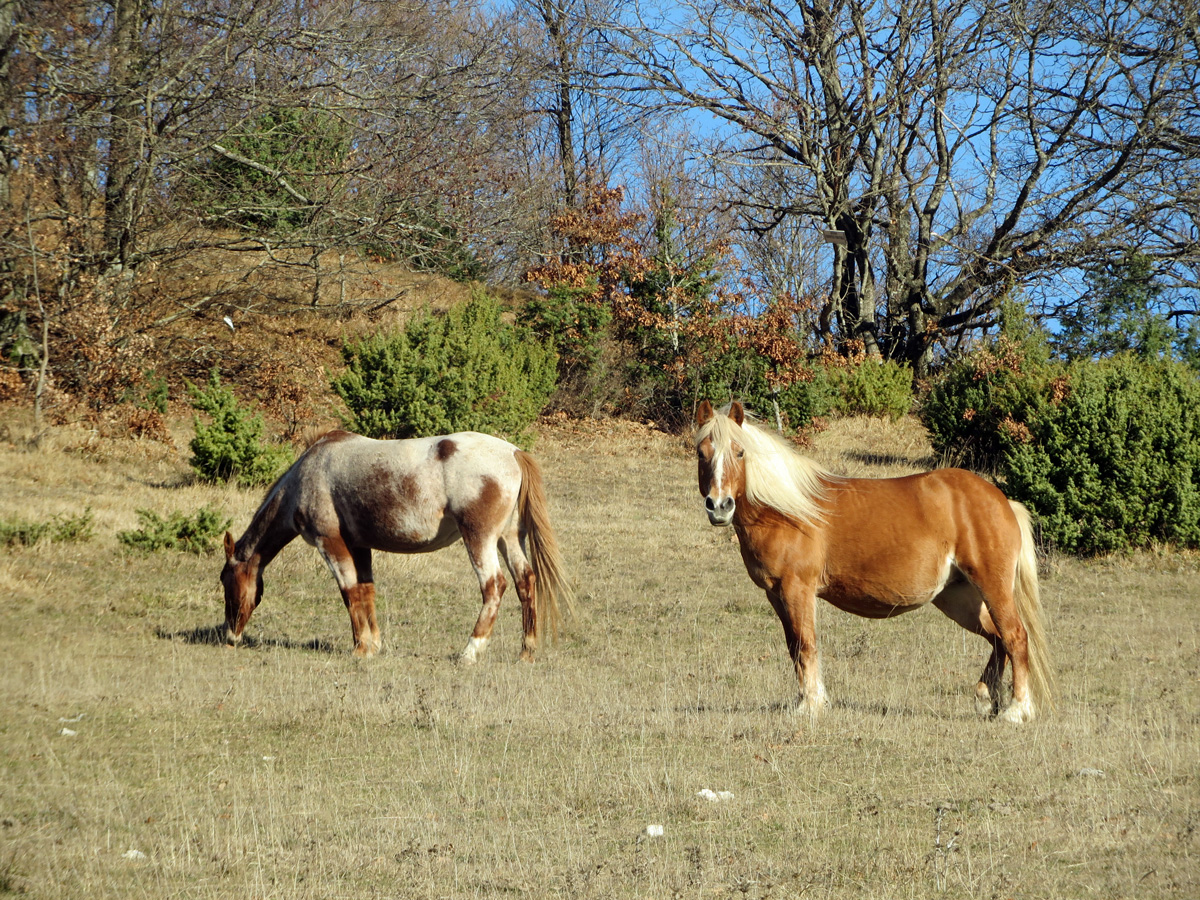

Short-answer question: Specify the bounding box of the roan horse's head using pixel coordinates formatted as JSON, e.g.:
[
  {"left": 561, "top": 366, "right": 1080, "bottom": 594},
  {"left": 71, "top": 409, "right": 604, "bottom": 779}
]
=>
[
  {"left": 695, "top": 400, "right": 746, "bottom": 526},
  {"left": 220, "top": 531, "right": 262, "bottom": 645}
]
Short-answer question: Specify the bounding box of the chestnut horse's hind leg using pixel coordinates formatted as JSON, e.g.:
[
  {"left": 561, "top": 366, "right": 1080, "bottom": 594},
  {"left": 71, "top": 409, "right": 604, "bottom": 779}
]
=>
[
  {"left": 316, "top": 535, "right": 381, "bottom": 657},
  {"left": 932, "top": 579, "right": 1013, "bottom": 717},
  {"left": 977, "top": 636, "right": 1008, "bottom": 717},
  {"left": 938, "top": 563, "right": 1033, "bottom": 723}
]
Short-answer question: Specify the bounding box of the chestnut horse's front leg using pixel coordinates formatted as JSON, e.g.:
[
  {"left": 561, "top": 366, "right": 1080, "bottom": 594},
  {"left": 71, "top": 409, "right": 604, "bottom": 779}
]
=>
[{"left": 767, "top": 579, "right": 827, "bottom": 716}]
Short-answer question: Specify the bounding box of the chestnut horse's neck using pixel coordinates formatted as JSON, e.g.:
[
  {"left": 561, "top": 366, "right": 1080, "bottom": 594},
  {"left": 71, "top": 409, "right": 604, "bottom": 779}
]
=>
[{"left": 234, "top": 472, "right": 300, "bottom": 568}]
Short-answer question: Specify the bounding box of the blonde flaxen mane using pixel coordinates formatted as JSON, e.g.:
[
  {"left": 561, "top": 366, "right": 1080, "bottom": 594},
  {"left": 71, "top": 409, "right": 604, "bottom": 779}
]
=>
[{"left": 696, "top": 406, "right": 835, "bottom": 525}]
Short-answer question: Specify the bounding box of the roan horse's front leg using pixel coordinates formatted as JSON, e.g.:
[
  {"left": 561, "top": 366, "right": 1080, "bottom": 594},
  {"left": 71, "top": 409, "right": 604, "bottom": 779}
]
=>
[
  {"left": 316, "top": 536, "right": 381, "bottom": 657},
  {"left": 768, "top": 581, "right": 827, "bottom": 716}
]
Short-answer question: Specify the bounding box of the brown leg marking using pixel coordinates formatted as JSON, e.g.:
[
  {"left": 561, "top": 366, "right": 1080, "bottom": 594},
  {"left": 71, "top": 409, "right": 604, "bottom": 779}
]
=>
[
  {"left": 342, "top": 583, "right": 380, "bottom": 657},
  {"left": 514, "top": 566, "right": 537, "bottom": 662}
]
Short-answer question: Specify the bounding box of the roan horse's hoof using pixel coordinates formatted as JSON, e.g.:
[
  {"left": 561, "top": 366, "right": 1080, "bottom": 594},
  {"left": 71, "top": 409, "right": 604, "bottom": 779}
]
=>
[{"left": 459, "top": 636, "right": 488, "bottom": 664}]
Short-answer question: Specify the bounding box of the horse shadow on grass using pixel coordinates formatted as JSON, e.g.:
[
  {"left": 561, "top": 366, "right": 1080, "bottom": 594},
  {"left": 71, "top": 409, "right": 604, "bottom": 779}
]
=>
[{"left": 155, "top": 624, "right": 339, "bottom": 654}]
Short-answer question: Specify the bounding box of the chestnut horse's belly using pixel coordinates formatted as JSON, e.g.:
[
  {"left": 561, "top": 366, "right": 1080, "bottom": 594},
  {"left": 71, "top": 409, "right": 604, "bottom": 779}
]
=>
[{"left": 818, "top": 575, "right": 943, "bottom": 618}]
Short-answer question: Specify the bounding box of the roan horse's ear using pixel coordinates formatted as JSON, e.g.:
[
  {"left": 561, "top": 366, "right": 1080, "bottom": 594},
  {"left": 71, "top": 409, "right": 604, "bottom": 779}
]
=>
[
  {"left": 696, "top": 400, "right": 715, "bottom": 426},
  {"left": 729, "top": 401, "right": 745, "bottom": 426},
  {"left": 223, "top": 531, "right": 236, "bottom": 560}
]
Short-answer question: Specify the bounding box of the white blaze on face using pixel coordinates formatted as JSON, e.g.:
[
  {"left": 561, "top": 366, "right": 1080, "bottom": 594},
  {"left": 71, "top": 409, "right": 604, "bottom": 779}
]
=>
[
  {"left": 704, "top": 443, "right": 737, "bottom": 525},
  {"left": 710, "top": 447, "right": 725, "bottom": 498}
]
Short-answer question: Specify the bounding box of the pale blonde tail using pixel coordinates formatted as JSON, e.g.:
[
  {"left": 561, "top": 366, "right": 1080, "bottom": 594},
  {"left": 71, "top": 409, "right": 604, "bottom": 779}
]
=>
[
  {"left": 515, "top": 451, "right": 575, "bottom": 642},
  {"left": 1010, "top": 501, "right": 1055, "bottom": 711}
]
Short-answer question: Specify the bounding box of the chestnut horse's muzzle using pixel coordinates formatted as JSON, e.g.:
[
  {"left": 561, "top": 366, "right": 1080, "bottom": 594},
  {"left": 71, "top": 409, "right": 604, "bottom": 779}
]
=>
[{"left": 705, "top": 495, "right": 735, "bottom": 526}]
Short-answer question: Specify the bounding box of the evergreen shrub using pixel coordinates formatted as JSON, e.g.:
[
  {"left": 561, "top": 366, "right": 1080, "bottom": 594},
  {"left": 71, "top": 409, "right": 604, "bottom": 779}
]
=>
[
  {"left": 118, "top": 506, "right": 233, "bottom": 554},
  {"left": 923, "top": 349, "right": 1200, "bottom": 553},
  {"left": 829, "top": 359, "right": 913, "bottom": 420},
  {"left": 0, "top": 509, "right": 94, "bottom": 548},
  {"left": 188, "top": 370, "right": 293, "bottom": 487},
  {"left": 332, "top": 292, "right": 557, "bottom": 445},
  {"left": 1004, "top": 355, "right": 1200, "bottom": 554}
]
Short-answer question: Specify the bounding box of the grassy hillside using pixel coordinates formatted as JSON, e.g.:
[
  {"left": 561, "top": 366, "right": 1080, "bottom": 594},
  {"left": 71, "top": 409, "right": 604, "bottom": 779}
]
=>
[{"left": 0, "top": 412, "right": 1197, "bottom": 898}]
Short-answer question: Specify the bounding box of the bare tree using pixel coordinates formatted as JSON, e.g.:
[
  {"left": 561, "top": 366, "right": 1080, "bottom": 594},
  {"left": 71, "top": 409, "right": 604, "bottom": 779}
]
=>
[
  {"left": 1, "top": 0, "right": 555, "bottom": 326},
  {"left": 603, "top": 0, "right": 1200, "bottom": 372},
  {"left": 512, "top": 0, "right": 646, "bottom": 237}
]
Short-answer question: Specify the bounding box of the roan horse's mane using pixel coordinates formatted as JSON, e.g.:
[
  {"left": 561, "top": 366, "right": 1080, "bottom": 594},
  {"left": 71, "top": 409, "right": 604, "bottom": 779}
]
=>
[{"left": 696, "top": 406, "right": 836, "bottom": 525}]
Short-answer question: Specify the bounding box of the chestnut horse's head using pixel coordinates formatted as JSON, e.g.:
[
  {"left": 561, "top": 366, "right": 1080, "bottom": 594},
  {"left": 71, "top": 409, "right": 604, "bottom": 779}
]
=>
[
  {"left": 220, "top": 531, "right": 262, "bottom": 644},
  {"left": 695, "top": 400, "right": 747, "bottom": 526}
]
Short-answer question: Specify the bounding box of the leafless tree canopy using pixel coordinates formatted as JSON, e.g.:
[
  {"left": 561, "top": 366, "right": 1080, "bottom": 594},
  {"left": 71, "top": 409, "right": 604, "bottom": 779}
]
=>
[
  {"left": 1, "top": 0, "right": 1197, "bottom": 374},
  {"left": 601, "top": 0, "right": 1200, "bottom": 370}
]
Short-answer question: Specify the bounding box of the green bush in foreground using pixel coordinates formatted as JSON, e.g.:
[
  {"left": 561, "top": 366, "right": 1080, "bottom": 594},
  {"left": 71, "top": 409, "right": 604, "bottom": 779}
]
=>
[
  {"left": 118, "top": 506, "right": 233, "bottom": 554},
  {"left": 332, "top": 292, "right": 557, "bottom": 446},
  {"left": 0, "top": 509, "right": 95, "bottom": 548}
]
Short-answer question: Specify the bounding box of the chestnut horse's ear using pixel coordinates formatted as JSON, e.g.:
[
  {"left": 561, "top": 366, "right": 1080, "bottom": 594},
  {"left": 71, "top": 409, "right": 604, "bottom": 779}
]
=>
[
  {"left": 223, "top": 531, "right": 236, "bottom": 560},
  {"left": 696, "top": 400, "right": 715, "bottom": 426},
  {"left": 729, "top": 401, "right": 745, "bottom": 426}
]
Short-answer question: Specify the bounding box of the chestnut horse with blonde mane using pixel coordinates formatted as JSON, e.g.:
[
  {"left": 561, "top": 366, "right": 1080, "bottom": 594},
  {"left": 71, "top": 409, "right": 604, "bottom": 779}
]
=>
[
  {"left": 694, "top": 401, "right": 1052, "bottom": 724},
  {"left": 221, "top": 430, "right": 572, "bottom": 661}
]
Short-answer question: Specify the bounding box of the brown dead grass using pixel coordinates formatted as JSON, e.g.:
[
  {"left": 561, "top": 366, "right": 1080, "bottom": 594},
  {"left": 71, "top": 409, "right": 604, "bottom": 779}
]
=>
[{"left": 0, "top": 410, "right": 1196, "bottom": 899}]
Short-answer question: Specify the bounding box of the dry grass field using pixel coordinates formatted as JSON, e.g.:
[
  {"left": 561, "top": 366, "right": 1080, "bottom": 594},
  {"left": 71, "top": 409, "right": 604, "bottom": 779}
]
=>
[{"left": 1, "top": 410, "right": 1197, "bottom": 899}]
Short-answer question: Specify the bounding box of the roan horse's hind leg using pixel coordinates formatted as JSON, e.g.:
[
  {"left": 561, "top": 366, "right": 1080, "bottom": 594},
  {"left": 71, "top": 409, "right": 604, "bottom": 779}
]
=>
[
  {"left": 500, "top": 531, "right": 539, "bottom": 662},
  {"left": 458, "top": 531, "right": 509, "bottom": 664},
  {"left": 316, "top": 536, "right": 381, "bottom": 657}
]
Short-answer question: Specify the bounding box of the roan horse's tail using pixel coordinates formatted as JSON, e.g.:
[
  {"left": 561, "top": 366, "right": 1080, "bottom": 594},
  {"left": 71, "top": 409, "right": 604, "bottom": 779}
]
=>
[
  {"left": 515, "top": 450, "right": 575, "bottom": 642},
  {"left": 1010, "top": 500, "right": 1055, "bottom": 711}
]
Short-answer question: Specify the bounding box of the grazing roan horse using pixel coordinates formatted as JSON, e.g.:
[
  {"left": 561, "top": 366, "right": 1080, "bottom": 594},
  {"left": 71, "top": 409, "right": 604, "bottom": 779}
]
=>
[
  {"left": 694, "top": 401, "right": 1053, "bottom": 724},
  {"left": 220, "top": 430, "right": 572, "bottom": 661}
]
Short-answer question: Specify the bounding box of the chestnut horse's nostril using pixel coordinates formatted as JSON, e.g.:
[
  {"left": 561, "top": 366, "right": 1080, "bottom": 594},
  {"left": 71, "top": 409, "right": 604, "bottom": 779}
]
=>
[{"left": 705, "top": 496, "right": 734, "bottom": 516}]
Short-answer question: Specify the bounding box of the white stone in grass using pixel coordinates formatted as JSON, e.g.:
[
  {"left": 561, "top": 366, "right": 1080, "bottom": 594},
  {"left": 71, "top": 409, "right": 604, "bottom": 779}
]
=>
[
  {"left": 122, "top": 850, "right": 147, "bottom": 860},
  {"left": 645, "top": 824, "right": 664, "bottom": 837},
  {"left": 59, "top": 728, "right": 77, "bottom": 737},
  {"left": 697, "top": 789, "right": 734, "bottom": 802}
]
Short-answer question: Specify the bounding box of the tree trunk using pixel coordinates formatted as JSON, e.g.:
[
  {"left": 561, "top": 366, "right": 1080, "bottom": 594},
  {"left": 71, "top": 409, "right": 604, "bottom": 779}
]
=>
[{"left": 102, "top": 0, "right": 145, "bottom": 276}]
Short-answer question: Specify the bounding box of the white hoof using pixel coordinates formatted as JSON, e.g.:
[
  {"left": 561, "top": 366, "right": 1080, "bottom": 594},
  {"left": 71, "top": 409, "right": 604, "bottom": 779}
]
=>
[
  {"left": 974, "top": 683, "right": 995, "bottom": 718},
  {"left": 999, "top": 696, "right": 1035, "bottom": 725},
  {"left": 459, "top": 636, "right": 488, "bottom": 664},
  {"left": 795, "top": 683, "right": 828, "bottom": 717}
]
